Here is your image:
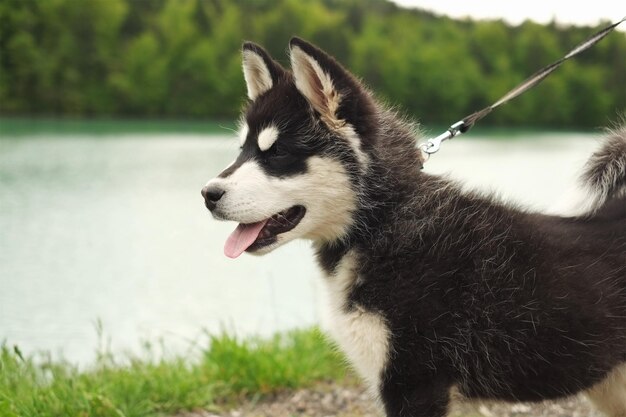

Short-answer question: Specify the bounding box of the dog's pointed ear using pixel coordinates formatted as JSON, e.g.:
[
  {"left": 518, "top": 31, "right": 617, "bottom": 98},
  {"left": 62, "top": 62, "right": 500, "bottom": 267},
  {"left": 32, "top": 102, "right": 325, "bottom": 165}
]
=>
[
  {"left": 289, "top": 37, "right": 365, "bottom": 128},
  {"left": 242, "top": 42, "right": 286, "bottom": 100}
]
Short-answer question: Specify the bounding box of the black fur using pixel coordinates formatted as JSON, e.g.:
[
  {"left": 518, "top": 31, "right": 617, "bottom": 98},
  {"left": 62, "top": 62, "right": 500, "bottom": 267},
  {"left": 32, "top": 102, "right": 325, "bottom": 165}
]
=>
[
  {"left": 242, "top": 41, "right": 287, "bottom": 86},
  {"left": 289, "top": 37, "right": 379, "bottom": 143},
  {"left": 232, "top": 40, "right": 626, "bottom": 416}
]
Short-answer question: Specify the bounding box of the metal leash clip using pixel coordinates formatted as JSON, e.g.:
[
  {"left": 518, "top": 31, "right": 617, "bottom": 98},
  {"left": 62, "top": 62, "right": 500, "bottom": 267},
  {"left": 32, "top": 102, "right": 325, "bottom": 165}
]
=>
[
  {"left": 417, "top": 18, "right": 624, "bottom": 163},
  {"left": 420, "top": 120, "right": 466, "bottom": 155}
]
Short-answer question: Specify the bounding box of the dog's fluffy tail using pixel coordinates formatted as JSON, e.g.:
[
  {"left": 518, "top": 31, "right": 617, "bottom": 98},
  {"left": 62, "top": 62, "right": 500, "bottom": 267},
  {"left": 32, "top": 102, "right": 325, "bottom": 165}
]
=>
[{"left": 581, "top": 119, "right": 626, "bottom": 213}]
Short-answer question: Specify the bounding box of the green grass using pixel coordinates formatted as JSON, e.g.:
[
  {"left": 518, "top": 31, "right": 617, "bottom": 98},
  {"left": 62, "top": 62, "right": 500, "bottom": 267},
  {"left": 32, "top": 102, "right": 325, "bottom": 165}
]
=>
[{"left": 0, "top": 328, "right": 350, "bottom": 417}]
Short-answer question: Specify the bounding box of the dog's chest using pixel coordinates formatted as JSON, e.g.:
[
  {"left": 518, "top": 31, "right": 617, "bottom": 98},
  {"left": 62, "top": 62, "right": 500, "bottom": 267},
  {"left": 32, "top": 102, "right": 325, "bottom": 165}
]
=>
[{"left": 321, "top": 252, "right": 390, "bottom": 393}]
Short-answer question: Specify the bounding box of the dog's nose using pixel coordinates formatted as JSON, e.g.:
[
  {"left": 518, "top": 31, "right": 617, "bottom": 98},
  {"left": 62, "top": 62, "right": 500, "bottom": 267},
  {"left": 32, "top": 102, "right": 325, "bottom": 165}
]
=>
[{"left": 201, "top": 185, "right": 225, "bottom": 211}]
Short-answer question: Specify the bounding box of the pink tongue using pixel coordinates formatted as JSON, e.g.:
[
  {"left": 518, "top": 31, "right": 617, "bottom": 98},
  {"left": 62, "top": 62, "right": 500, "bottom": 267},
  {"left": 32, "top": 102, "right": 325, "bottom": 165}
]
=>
[{"left": 224, "top": 219, "right": 269, "bottom": 259}]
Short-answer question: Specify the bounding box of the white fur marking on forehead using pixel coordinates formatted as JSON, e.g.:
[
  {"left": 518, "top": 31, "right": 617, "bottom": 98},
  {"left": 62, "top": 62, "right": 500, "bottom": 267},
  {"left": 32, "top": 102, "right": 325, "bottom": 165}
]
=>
[
  {"left": 238, "top": 123, "right": 249, "bottom": 147},
  {"left": 257, "top": 125, "right": 280, "bottom": 151},
  {"left": 290, "top": 46, "right": 342, "bottom": 127},
  {"left": 242, "top": 50, "right": 273, "bottom": 100}
]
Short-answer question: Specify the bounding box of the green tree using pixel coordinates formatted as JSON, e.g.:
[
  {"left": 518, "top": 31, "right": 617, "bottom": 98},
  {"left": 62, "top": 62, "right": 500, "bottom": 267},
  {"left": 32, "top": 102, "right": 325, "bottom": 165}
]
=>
[{"left": 0, "top": 0, "right": 623, "bottom": 127}]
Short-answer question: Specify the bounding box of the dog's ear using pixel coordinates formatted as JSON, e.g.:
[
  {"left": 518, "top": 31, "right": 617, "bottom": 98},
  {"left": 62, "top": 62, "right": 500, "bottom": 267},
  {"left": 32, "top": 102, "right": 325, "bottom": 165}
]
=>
[
  {"left": 242, "top": 42, "right": 286, "bottom": 100},
  {"left": 289, "top": 37, "right": 371, "bottom": 129}
]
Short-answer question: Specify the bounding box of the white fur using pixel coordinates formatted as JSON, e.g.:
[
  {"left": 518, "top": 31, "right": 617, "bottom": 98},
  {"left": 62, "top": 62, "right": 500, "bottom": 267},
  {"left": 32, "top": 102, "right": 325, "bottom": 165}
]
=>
[
  {"left": 552, "top": 132, "right": 626, "bottom": 217},
  {"left": 546, "top": 139, "right": 608, "bottom": 217},
  {"left": 321, "top": 251, "right": 390, "bottom": 396},
  {"left": 337, "top": 123, "right": 370, "bottom": 169},
  {"left": 290, "top": 45, "right": 342, "bottom": 128},
  {"left": 242, "top": 50, "right": 273, "bottom": 100},
  {"left": 290, "top": 46, "right": 369, "bottom": 170},
  {"left": 546, "top": 182, "right": 597, "bottom": 216},
  {"left": 586, "top": 363, "right": 626, "bottom": 417},
  {"left": 238, "top": 123, "right": 249, "bottom": 147},
  {"left": 205, "top": 156, "right": 356, "bottom": 249},
  {"left": 548, "top": 175, "right": 623, "bottom": 217},
  {"left": 257, "top": 125, "right": 279, "bottom": 152}
]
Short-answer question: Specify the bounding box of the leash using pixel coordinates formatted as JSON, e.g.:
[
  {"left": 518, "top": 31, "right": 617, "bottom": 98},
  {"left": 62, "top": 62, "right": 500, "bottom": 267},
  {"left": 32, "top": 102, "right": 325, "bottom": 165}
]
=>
[{"left": 419, "top": 17, "right": 626, "bottom": 157}]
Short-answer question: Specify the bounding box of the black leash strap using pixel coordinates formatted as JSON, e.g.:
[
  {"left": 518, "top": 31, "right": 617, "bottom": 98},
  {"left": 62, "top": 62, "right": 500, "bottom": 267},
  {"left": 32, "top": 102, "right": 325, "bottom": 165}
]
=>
[{"left": 421, "top": 17, "right": 626, "bottom": 155}]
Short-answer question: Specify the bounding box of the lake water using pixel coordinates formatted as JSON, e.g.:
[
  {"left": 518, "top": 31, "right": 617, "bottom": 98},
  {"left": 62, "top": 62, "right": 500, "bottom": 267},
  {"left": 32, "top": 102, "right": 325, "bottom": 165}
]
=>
[{"left": 0, "top": 121, "right": 601, "bottom": 364}]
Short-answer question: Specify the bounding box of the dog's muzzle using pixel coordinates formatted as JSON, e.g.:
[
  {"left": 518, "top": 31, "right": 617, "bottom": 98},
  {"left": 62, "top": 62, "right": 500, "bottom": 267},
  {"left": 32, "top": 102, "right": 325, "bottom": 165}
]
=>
[{"left": 201, "top": 184, "right": 225, "bottom": 211}]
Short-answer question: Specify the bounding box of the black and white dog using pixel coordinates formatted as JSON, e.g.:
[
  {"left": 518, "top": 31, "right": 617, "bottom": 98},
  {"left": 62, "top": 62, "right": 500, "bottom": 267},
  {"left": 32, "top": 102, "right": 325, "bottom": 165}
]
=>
[{"left": 202, "top": 38, "right": 626, "bottom": 417}]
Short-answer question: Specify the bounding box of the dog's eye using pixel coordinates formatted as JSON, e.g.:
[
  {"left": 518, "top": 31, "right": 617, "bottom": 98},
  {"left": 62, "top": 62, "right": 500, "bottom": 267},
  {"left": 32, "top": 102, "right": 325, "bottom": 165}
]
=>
[
  {"left": 266, "top": 144, "right": 289, "bottom": 158},
  {"left": 263, "top": 145, "right": 296, "bottom": 168},
  {"left": 272, "top": 146, "right": 289, "bottom": 157}
]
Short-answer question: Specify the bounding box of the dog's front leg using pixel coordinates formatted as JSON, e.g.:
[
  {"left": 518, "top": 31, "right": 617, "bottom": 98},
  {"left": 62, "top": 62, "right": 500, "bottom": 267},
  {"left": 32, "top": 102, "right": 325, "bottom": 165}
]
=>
[{"left": 380, "top": 374, "right": 450, "bottom": 417}]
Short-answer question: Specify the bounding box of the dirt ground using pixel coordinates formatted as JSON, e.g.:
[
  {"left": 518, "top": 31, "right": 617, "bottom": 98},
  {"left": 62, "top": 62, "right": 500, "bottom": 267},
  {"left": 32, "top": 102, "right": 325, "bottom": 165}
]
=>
[{"left": 178, "top": 382, "right": 602, "bottom": 417}]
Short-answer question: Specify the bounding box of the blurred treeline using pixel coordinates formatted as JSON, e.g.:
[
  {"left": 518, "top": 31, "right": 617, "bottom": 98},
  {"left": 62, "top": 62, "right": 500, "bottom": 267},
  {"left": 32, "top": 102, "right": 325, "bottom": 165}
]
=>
[{"left": 1, "top": 0, "right": 624, "bottom": 127}]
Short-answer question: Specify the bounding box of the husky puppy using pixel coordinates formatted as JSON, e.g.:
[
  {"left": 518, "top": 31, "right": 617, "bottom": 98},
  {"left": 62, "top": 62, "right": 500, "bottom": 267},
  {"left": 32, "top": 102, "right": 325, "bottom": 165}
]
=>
[{"left": 202, "top": 38, "right": 626, "bottom": 417}]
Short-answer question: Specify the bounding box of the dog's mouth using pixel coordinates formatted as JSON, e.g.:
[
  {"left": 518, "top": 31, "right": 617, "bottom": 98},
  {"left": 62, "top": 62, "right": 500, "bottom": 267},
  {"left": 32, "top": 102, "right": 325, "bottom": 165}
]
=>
[{"left": 223, "top": 205, "right": 306, "bottom": 258}]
